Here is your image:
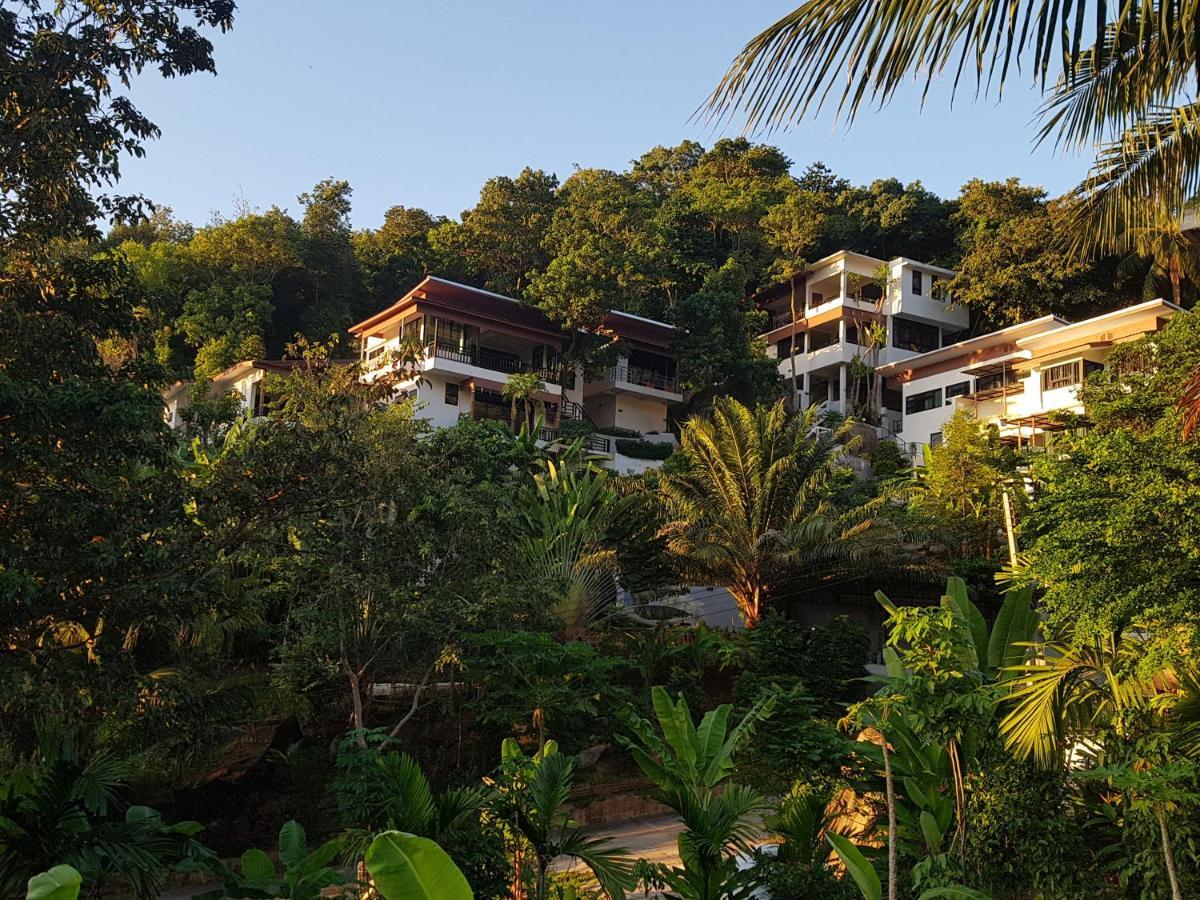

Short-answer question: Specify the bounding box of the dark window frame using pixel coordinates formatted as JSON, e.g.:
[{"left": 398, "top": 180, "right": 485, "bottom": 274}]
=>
[
  {"left": 892, "top": 318, "right": 940, "bottom": 353},
  {"left": 945, "top": 380, "right": 971, "bottom": 402},
  {"left": 911, "top": 270, "right": 923, "bottom": 295},
  {"left": 444, "top": 382, "right": 459, "bottom": 406},
  {"left": 1042, "top": 361, "right": 1082, "bottom": 391},
  {"left": 905, "top": 387, "right": 943, "bottom": 415}
]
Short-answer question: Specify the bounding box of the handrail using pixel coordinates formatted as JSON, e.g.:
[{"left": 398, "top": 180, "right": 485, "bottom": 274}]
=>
[
  {"left": 426, "top": 341, "right": 558, "bottom": 383},
  {"left": 612, "top": 364, "right": 679, "bottom": 393}
]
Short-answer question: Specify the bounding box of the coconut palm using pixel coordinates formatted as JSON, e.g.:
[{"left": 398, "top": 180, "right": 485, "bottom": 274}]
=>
[
  {"left": 659, "top": 398, "right": 921, "bottom": 627},
  {"left": 1117, "top": 206, "right": 1200, "bottom": 306},
  {"left": 705, "top": 2, "right": 1200, "bottom": 258}
]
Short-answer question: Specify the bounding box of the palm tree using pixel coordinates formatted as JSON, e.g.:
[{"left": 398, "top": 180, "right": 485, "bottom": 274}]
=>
[
  {"left": 1000, "top": 626, "right": 1197, "bottom": 900},
  {"left": 705, "top": 3, "right": 1200, "bottom": 260},
  {"left": 517, "top": 461, "right": 636, "bottom": 637},
  {"left": 1118, "top": 207, "right": 1200, "bottom": 306},
  {"left": 618, "top": 687, "right": 776, "bottom": 900},
  {"left": 659, "top": 397, "right": 919, "bottom": 627},
  {"left": 491, "top": 739, "right": 634, "bottom": 900}
]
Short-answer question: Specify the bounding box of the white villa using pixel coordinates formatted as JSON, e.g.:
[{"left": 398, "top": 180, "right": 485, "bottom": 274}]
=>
[
  {"left": 167, "top": 276, "right": 684, "bottom": 474},
  {"left": 757, "top": 250, "right": 968, "bottom": 435},
  {"left": 877, "top": 298, "right": 1180, "bottom": 456}
]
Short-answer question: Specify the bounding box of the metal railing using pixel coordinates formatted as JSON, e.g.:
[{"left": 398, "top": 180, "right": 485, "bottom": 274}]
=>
[
  {"left": 426, "top": 341, "right": 558, "bottom": 383},
  {"left": 611, "top": 364, "right": 679, "bottom": 393},
  {"left": 770, "top": 311, "right": 794, "bottom": 329}
]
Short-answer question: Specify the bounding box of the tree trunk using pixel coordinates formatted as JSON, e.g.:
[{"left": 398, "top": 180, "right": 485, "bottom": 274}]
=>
[
  {"left": 789, "top": 275, "right": 799, "bottom": 412},
  {"left": 1157, "top": 805, "right": 1184, "bottom": 900},
  {"left": 347, "top": 667, "right": 367, "bottom": 748},
  {"left": 733, "top": 584, "right": 762, "bottom": 628},
  {"left": 882, "top": 737, "right": 898, "bottom": 900}
]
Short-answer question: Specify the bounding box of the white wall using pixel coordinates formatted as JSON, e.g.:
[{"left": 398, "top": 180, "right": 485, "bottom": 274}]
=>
[
  {"left": 585, "top": 392, "right": 668, "bottom": 434},
  {"left": 405, "top": 373, "right": 464, "bottom": 429},
  {"left": 887, "top": 260, "right": 968, "bottom": 329},
  {"left": 897, "top": 367, "right": 975, "bottom": 446}
]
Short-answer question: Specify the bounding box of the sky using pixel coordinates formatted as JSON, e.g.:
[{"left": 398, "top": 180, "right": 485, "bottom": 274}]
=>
[{"left": 120, "top": 0, "right": 1094, "bottom": 230}]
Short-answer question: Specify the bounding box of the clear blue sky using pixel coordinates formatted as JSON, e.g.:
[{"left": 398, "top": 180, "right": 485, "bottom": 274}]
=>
[{"left": 121, "top": 0, "right": 1092, "bottom": 229}]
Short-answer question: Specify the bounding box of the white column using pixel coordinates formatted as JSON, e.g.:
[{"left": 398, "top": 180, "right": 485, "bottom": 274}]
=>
[
  {"left": 839, "top": 269, "right": 849, "bottom": 301},
  {"left": 838, "top": 363, "right": 849, "bottom": 413},
  {"left": 838, "top": 317, "right": 847, "bottom": 345}
]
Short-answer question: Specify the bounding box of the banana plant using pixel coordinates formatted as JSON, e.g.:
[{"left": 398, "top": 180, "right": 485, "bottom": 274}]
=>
[
  {"left": 25, "top": 867, "right": 81, "bottom": 900},
  {"left": 826, "top": 833, "right": 993, "bottom": 900},
  {"left": 364, "top": 831, "right": 473, "bottom": 900},
  {"left": 197, "top": 821, "right": 343, "bottom": 900}
]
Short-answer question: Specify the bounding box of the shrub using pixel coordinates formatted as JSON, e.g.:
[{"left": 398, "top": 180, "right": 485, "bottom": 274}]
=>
[
  {"left": 756, "top": 853, "right": 858, "bottom": 900},
  {"left": 596, "top": 425, "right": 641, "bottom": 438},
  {"left": 614, "top": 438, "right": 673, "bottom": 460},
  {"left": 869, "top": 439, "right": 908, "bottom": 482},
  {"left": 558, "top": 419, "right": 595, "bottom": 441},
  {"left": 962, "top": 747, "right": 1094, "bottom": 899}
]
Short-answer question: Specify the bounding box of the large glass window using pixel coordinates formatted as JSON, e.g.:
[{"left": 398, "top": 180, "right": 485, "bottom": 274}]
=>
[
  {"left": 905, "top": 387, "right": 943, "bottom": 414},
  {"left": 911, "top": 270, "right": 923, "bottom": 295},
  {"left": 433, "top": 317, "right": 470, "bottom": 351},
  {"left": 892, "top": 319, "right": 940, "bottom": 353}
]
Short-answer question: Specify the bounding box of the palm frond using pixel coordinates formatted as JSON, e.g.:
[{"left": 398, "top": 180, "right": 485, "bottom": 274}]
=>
[
  {"left": 1064, "top": 101, "right": 1200, "bottom": 257},
  {"left": 704, "top": 1, "right": 1200, "bottom": 133}
]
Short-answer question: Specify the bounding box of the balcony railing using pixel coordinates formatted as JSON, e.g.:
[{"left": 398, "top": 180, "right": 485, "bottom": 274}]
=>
[
  {"left": 770, "top": 311, "right": 794, "bottom": 330},
  {"left": 426, "top": 341, "right": 558, "bottom": 383},
  {"left": 612, "top": 364, "right": 679, "bottom": 394}
]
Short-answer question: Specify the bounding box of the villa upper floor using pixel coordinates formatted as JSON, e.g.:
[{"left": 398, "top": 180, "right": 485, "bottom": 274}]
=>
[
  {"left": 349, "top": 276, "right": 681, "bottom": 402},
  {"left": 758, "top": 250, "right": 968, "bottom": 368},
  {"left": 879, "top": 298, "right": 1181, "bottom": 456}
]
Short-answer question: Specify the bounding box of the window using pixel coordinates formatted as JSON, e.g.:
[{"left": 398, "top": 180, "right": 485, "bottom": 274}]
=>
[
  {"left": 945, "top": 380, "right": 971, "bottom": 401},
  {"left": 1042, "top": 361, "right": 1082, "bottom": 391},
  {"left": 444, "top": 382, "right": 459, "bottom": 406},
  {"left": 892, "top": 318, "right": 940, "bottom": 353},
  {"left": 930, "top": 432, "right": 943, "bottom": 448},
  {"left": 905, "top": 387, "right": 943, "bottom": 415},
  {"left": 809, "top": 291, "right": 824, "bottom": 307},
  {"left": 1084, "top": 360, "right": 1105, "bottom": 379},
  {"left": 776, "top": 337, "right": 793, "bottom": 358},
  {"left": 911, "top": 270, "right": 923, "bottom": 295},
  {"left": 433, "top": 317, "right": 469, "bottom": 351}
]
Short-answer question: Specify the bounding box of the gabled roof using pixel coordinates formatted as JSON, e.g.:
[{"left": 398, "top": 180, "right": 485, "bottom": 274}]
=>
[{"left": 348, "top": 275, "right": 676, "bottom": 348}]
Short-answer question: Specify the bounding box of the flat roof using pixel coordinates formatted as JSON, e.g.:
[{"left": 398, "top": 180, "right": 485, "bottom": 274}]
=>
[
  {"left": 875, "top": 314, "right": 1068, "bottom": 376},
  {"left": 1015, "top": 299, "right": 1180, "bottom": 351}
]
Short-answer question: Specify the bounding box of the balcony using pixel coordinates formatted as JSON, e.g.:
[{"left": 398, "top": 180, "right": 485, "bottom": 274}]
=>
[
  {"left": 612, "top": 364, "right": 679, "bottom": 394},
  {"left": 426, "top": 341, "right": 559, "bottom": 383}
]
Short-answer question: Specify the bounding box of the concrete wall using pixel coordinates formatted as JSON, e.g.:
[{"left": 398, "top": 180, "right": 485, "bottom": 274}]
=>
[
  {"left": 405, "top": 373, "right": 465, "bottom": 429},
  {"left": 585, "top": 392, "right": 668, "bottom": 434},
  {"left": 897, "top": 366, "right": 976, "bottom": 446}
]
